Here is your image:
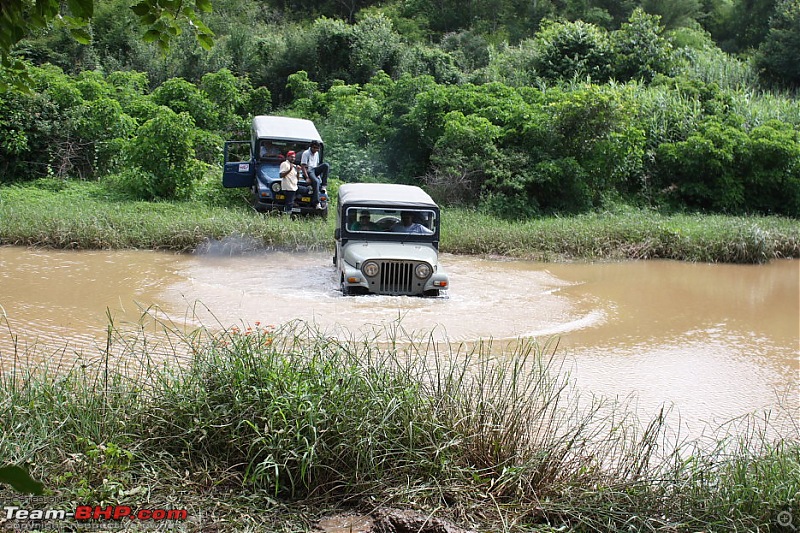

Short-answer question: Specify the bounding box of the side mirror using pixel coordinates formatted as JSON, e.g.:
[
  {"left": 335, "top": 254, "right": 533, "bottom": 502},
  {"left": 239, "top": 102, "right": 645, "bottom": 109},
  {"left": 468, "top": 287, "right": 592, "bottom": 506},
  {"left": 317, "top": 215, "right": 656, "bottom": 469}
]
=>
[{"left": 334, "top": 228, "right": 341, "bottom": 240}]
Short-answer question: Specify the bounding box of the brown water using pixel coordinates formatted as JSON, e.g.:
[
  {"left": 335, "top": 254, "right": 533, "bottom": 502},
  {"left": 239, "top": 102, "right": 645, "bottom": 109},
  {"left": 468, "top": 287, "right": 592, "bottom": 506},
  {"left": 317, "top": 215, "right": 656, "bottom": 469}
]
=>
[{"left": 1, "top": 245, "right": 797, "bottom": 433}]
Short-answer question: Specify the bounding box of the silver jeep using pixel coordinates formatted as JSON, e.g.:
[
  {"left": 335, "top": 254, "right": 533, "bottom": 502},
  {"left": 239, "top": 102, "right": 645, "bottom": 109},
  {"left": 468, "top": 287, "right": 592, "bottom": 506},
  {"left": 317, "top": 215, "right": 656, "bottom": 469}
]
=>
[{"left": 335, "top": 183, "right": 449, "bottom": 296}]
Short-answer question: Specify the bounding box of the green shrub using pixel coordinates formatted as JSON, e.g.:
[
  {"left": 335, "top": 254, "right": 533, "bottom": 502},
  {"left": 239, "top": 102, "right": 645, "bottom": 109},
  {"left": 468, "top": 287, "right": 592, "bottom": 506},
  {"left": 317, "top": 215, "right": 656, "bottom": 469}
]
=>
[
  {"left": 151, "top": 78, "right": 219, "bottom": 131},
  {"left": 655, "top": 118, "right": 749, "bottom": 211},
  {"left": 127, "top": 109, "right": 205, "bottom": 199},
  {"left": 532, "top": 19, "right": 614, "bottom": 83},
  {"left": 189, "top": 168, "right": 248, "bottom": 207},
  {"left": 351, "top": 13, "right": 403, "bottom": 83},
  {"left": 529, "top": 157, "right": 593, "bottom": 214},
  {"left": 742, "top": 120, "right": 800, "bottom": 215},
  {"left": 102, "top": 167, "right": 160, "bottom": 200},
  {"left": 611, "top": 9, "right": 676, "bottom": 82},
  {"left": 754, "top": 0, "right": 800, "bottom": 90},
  {"left": 247, "top": 86, "right": 273, "bottom": 115},
  {"left": 427, "top": 111, "right": 503, "bottom": 204}
]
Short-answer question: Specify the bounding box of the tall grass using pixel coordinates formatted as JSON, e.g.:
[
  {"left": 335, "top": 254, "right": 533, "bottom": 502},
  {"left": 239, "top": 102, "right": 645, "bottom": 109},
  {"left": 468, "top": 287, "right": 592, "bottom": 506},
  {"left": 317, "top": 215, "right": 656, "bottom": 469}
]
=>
[
  {"left": 1, "top": 180, "right": 799, "bottom": 263},
  {"left": 1, "top": 318, "right": 797, "bottom": 531},
  {"left": 442, "top": 207, "right": 800, "bottom": 263},
  {"left": 679, "top": 48, "right": 760, "bottom": 93},
  {"left": 0, "top": 180, "right": 331, "bottom": 252}
]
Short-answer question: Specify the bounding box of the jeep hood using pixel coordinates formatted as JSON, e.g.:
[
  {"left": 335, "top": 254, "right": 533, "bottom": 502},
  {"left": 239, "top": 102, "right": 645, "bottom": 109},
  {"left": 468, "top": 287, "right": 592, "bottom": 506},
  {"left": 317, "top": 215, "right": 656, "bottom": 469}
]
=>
[
  {"left": 257, "top": 163, "right": 280, "bottom": 183},
  {"left": 343, "top": 241, "right": 439, "bottom": 266}
]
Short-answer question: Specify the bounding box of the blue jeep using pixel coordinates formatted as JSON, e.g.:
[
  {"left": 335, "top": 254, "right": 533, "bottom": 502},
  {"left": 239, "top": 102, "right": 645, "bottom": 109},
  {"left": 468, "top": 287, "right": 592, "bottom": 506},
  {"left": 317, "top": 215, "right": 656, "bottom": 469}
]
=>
[{"left": 222, "top": 116, "right": 329, "bottom": 217}]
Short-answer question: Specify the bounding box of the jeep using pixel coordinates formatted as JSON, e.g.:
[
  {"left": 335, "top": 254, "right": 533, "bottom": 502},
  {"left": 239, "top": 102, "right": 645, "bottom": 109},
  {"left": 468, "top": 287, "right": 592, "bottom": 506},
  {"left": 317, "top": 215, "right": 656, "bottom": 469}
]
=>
[
  {"left": 335, "top": 183, "right": 449, "bottom": 296},
  {"left": 222, "top": 115, "right": 329, "bottom": 217}
]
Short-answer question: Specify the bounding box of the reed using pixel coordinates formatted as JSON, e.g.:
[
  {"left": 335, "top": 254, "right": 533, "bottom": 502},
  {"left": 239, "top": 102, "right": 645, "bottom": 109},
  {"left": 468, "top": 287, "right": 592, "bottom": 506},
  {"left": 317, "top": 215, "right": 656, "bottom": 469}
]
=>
[
  {"left": 680, "top": 48, "right": 759, "bottom": 92},
  {"left": 1, "top": 318, "right": 797, "bottom": 531}
]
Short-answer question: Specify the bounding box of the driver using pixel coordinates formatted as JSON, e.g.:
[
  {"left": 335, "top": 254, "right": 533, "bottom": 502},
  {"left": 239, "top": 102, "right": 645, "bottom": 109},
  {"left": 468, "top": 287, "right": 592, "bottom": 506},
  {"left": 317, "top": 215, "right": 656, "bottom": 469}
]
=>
[{"left": 390, "top": 211, "right": 433, "bottom": 234}]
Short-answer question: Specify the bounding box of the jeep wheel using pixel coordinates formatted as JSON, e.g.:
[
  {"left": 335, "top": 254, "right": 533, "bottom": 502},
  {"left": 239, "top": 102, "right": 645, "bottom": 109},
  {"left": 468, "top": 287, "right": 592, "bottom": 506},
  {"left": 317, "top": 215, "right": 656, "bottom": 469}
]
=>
[
  {"left": 423, "top": 289, "right": 440, "bottom": 297},
  {"left": 340, "top": 277, "right": 351, "bottom": 296},
  {"left": 251, "top": 197, "right": 266, "bottom": 213}
]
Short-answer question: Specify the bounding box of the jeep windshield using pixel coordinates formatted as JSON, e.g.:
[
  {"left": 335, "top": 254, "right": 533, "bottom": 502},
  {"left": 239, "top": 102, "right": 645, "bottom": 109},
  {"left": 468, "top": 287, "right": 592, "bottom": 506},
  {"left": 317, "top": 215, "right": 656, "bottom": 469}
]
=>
[{"left": 345, "top": 207, "right": 436, "bottom": 235}]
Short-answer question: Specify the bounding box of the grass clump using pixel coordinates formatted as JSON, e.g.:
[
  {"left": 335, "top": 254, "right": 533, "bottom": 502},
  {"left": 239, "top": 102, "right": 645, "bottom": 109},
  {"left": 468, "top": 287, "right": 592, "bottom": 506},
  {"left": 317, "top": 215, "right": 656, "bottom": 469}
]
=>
[{"left": 1, "top": 318, "right": 797, "bottom": 531}]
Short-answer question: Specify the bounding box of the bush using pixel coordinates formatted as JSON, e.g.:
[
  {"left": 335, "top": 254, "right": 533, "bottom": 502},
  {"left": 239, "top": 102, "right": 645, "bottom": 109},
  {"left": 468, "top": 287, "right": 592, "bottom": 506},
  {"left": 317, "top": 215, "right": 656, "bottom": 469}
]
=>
[
  {"left": 396, "top": 44, "right": 463, "bottom": 84},
  {"left": 532, "top": 20, "right": 613, "bottom": 83},
  {"left": 151, "top": 78, "right": 219, "bottom": 131},
  {"left": 427, "top": 111, "right": 503, "bottom": 205},
  {"left": 127, "top": 109, "right": 204, "bottom": 199},
  {"left": 200, "top": 69, "right": 252, "bottom": 127},
  {"left": 741, "top": 120, "right": 800, "bottom": 215},
  {"left": 351, "top": 13, "right": 403, "bottom": 83},
  {"left": 101, "top": 167, "right": 161, "bottom": 200},
  {"left": 190, "top": 167, "right": 249, "bottom": 207},
  {"left": 73, "top": 97, "right": 137, "bottom": 177},
  {"left": 754, "top": 0, "right": 800, "bottom": 90},
  {"left": 655, "top": 118, "right": 748, "bottom": 211},
  {"left": 247, "top": 86, "right": 273, "bottom": 115}
]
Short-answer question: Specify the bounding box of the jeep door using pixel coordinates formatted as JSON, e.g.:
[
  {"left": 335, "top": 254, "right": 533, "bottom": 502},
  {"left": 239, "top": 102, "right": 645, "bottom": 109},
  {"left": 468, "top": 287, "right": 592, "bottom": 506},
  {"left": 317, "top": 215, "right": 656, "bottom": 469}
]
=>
[{"left": 222, "top": 141, "right": 255, "bottom": 188}]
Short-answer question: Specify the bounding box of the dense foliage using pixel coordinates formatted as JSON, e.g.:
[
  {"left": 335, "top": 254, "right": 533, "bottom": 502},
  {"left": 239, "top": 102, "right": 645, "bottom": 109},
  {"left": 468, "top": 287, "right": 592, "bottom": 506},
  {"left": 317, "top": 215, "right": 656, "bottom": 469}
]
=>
[{"left": 1, "top": 0, "right": 799, "bottom": 217}]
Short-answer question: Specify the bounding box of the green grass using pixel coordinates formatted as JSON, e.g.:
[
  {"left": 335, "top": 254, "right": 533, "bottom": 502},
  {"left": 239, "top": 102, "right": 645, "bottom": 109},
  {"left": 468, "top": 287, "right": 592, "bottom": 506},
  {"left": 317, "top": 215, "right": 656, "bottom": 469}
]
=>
[
  {"left": 1, "top": 318, "right": 798, "bottom": 532},
  {"left": 0, "top": 179, "right": 331, "bottom": 252},
  {"left": 443, "top": 206, "right": 800, "bottom": 263},
  {"left": 2, "top": 179, "right": 798, "bottom": 263}
]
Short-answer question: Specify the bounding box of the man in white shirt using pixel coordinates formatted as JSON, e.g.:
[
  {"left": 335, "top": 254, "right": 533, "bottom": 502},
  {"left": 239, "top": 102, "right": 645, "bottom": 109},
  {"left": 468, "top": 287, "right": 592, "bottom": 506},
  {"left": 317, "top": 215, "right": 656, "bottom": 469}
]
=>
[
  {"left": 391, "top": 211, "right": 434, "bottom": 234},
  {"left": 300, "top": 140, "right": 330, "bottom": 195}
]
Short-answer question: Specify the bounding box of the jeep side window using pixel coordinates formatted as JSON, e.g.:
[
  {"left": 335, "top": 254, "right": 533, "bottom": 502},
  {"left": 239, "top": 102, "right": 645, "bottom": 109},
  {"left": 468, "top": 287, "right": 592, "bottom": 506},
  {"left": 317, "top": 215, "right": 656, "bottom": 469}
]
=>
[
  {"left": 346, "top": 209, "right": 358, "bottom": 230},
  {"left": 344, "top": 208, "right": 375, "bottom": 232},
  {"left": 227, "top": 142, "right": 251, "bottom": 163}
]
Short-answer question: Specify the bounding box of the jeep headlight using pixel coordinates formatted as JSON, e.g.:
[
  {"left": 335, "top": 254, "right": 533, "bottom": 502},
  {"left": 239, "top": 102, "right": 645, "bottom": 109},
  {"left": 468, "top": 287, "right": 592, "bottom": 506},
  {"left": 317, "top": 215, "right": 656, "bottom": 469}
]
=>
[
  {"left": 270, "top": 182, "right": 281, "bottom": 193},
  {"left": 415, "top": 263, "right": 432, "bottom": 279},
  {"left": 362, "top": 261, "right": 379, "bottom": 277}
]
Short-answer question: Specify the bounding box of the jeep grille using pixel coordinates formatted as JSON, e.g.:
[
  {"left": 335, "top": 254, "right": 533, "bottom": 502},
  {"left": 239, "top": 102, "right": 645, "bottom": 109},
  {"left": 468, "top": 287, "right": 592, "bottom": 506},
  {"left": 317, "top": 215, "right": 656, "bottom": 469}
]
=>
[{"left": 377, "top": 261, "right": 415, "bottom": 294}]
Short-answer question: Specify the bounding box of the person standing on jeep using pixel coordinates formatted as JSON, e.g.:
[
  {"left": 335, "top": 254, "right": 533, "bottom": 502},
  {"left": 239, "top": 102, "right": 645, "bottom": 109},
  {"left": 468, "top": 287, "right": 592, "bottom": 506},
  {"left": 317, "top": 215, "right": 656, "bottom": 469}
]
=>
[
  {"left": 280, "top": 150, "right": 300, "bottom": 214},
  {"left": 301, "top": 140, "right": 329, "bottom": 195}
]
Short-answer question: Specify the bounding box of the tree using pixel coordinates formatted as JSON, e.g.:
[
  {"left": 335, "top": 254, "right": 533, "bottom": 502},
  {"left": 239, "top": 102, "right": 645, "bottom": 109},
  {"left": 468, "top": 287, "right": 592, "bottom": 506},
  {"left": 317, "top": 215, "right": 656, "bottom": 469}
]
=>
[
  {"left": 151, "top": 77, "right": 219, "bottom": 130},
  {"left": 532, "top": 20, "right": 614, "bottom": 83},
  {"left": 727, "top": 0, "right": 778, "bottom": 51},
  {"left": 0, "top": 0, "right": 214, "bottom": 90},
  {"left": 611, "top": 8, "right": 675, "bottom": 82},
  {"left": 128, "top": 108, "right": 203, "bottom": 199},
  {"left": 754, "top": 0, "right": 800, "bottom": 89},
  {"left": 640, "top": 0, "right": 703, "bottom": 30}
]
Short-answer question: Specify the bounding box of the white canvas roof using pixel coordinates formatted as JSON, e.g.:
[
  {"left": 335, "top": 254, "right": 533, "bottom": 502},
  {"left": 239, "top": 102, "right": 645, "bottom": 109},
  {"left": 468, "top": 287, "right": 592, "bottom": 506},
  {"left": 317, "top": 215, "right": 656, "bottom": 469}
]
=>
[
  {"left": 252, "top": 116, "right": 323, "bottom": 143},
  {"left": 338, "top": 183, "right": 439, "bottom": 209}
]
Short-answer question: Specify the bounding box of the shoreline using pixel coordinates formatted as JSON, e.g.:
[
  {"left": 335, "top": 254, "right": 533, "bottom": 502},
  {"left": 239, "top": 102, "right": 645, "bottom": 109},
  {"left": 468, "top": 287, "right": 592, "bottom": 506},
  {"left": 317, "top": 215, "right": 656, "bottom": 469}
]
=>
[{"left": 1, "top": 180, "right": 798, "bottom": 263}]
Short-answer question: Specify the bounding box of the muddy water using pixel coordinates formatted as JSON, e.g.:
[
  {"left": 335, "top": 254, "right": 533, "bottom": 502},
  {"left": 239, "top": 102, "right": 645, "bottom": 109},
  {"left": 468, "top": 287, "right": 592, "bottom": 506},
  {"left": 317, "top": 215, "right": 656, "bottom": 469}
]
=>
[{"left": 1, "top": 245, "right": 797, "bottom": 433}]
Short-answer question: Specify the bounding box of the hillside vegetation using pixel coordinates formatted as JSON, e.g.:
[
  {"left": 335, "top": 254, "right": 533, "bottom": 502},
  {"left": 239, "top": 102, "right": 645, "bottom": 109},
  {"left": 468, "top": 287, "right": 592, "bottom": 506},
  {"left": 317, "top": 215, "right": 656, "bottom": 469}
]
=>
[{"left": 1, "top": 1, "right": 799, "bottom": 219}]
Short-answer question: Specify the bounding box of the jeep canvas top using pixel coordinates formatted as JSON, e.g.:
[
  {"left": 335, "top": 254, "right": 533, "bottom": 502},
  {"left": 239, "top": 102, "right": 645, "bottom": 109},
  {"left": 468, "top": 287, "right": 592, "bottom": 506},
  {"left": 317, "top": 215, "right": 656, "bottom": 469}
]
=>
[
  {"left": 337, "top": 183, "right": 438, "bottom": 209},
  {"left": 252, "top": 116, "right": 322, "bottom": 144}
]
